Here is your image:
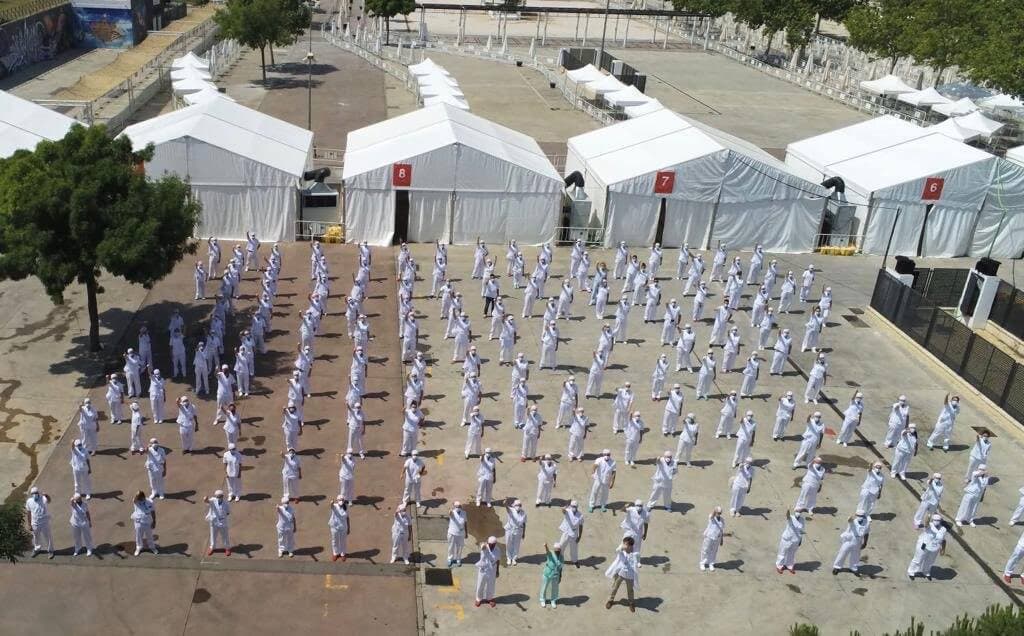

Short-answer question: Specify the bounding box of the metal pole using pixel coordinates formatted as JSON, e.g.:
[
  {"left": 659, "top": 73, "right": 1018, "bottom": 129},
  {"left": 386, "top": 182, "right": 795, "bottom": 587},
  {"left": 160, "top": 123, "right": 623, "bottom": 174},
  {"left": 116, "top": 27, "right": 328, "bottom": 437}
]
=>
[
  {"left": 583, "top": 13, "right": 589, "bottom": 46},
  {"left": 598, "top": 0, "right": 611, "bottom": 66},
  {"left": 881, "top": 206, "right": 902, "bottom": 271},
  {"left": 622, "top": 13, "right": 629, "bottom": 47},
  {"left": 575, "top": 13, "right": 580, "bottom": 42},
  {"left": 542, "top": 12, "right": 547, "bottom": 46}
]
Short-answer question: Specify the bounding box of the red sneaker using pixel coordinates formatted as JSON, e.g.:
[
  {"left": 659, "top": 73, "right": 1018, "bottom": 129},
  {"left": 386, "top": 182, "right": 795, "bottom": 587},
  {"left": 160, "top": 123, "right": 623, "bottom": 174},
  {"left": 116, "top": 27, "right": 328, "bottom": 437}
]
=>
[
  {"left": 341, "top": 555, "right": 347, "bottom": 562},
  {"left": 488, "top": 600, "right": 496, "bottom": 608},
  {"left": 332, "top": 554, "right": 340, "bottom": 562},
  {"left": 1004, "top": 574, "right": 1012, "bottom": 584},
  {"left": 224, "top": 549, "right": 232, "bottom": 556},
  {"left": 776, "top": 566, "right": 784, "bottom": 574},
  {"left": 474, "top": 600, "right": 482, "bottom": 608},
  {"left": 206, "top": 548, "right": 214, "bottom": 556}
]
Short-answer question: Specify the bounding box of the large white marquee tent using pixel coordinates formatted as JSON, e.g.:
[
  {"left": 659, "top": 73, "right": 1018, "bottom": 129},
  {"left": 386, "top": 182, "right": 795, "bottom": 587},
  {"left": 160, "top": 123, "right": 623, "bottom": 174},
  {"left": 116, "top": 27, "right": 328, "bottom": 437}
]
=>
[
  {"left": 342, "top": 104, "right": 563, "bottom": 246},
  {"left": 786, "top": 116, "right": 1003, "bottom": 258},
  {"left": 0, "top": 90, "right": 76, "bottom": 159},
  {"left": 565, "top": 109, "right": 828, "bottom": 252},
  {"left": 122, "top": 98, "right": 313, "bottom": 241}
]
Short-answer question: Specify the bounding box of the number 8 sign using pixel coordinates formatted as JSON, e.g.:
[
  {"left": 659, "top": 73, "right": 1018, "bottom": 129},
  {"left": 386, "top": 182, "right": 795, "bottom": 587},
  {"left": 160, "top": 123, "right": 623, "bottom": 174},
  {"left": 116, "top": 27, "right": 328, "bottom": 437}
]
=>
[
  {"left": 921, "top": 177, "right": 944, "bottom": 201},
  {"left": 393, "top": 163, "right": 412, "bottom": 187},
  {"left": 654, "top": 170, "right": 675, "bottom": 194}
]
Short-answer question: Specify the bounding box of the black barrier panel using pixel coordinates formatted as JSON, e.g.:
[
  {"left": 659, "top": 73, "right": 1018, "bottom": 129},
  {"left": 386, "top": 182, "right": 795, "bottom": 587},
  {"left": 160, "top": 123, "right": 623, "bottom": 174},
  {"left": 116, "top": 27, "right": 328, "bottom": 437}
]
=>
[
  {"left": 991, "top": 281, "right": 1014, "bottom": 324},
  {"left": 1002, "top": 287, "right": 1024, "bottom": 340},
  {"left": 870, "top": 268, "right": 1024, "bottom": 426}
]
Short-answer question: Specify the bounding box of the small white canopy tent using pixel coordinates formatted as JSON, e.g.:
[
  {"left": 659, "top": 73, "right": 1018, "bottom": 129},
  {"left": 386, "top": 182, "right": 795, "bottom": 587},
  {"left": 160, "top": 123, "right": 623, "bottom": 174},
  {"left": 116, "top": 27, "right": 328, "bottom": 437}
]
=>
[
  {"left": 980, "top": 94, "right": 1024, "bottom": 112},
  {"left": 171, "top": 52, "right": 210, "bottom": 70},
  {"left": 604, "top": 86, "right": 651, "bottom": 108},
  {"left": 860, "top": 74, "right": 917, "bottom": 96},
  {"left": 343, "top": 104, "right": 562, "bottom": 246},
  {"left": 897, "top": 87, "right": 952, "bottom": 107},
  {"left": 1006, "top": 145, "right": 1024, "bottom": 167},
  {"left": 408, "top": 58, "right": 450, "bottom": 77},
  {"left": 172, "top": 75, "right": 216, "bottom": 96},
  {"left": 121, "top": 98, "right": 313, "bottom": 241},
  {"left": 565, "top": 64, "right": 604, "bottom": 84},
  {"left": 933, "top": 97, "right": 978, "bottom": 117},
  {"left": 822, "top": 135, "right": 995, "bottom": 257},
  {"left": 565, "top": 109, "right": 828, "bottom": 251},
  {"left": 955, "top": 111, "right": 1005, "bottom": 137},
  {"left": 624, "top": 99, "right": 664, "bottom": 118},
  {"left": 423, "top": 93, "right": 470, "bottom": 110},
  {"left": 183, "top": 88, "right": 235, "bottom": 106},
  {"left": 582, "top": 74, "right": 627, "bottom": 100},
  {"left": 171, "top": 66, "right": 212, "bottom": 81},
  {"left": 930, "top": 117, "right": 981, "bottom": 142},
  {"left": 0, "top": 90, "right": 75, "bottom": 159}
]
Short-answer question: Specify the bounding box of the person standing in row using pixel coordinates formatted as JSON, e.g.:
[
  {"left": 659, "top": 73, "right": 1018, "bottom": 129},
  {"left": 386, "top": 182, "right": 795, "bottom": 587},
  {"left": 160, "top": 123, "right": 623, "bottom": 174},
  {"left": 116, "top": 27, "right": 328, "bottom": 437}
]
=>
[
  {"left": 25, "top": 487, "right": 53, "bottom": 558},
  {"left": 605, "top": 536, "right": 639, "bottom": 612},
  {"left": 204, "top": 490, "right": 232, "bottom": 556},
  {"left": 69, "top": 493, "right": 94, "bottom": 557},
  {"left": 699, "top": 506, "right": 725, "bottom": 571},
  {"left": 539, "top": 542, "right": 564, "bottom": 608},
  {"left": 328, "top": 496, "right": 350, "bottom": 562},
  {"left": 474, "top": 537, "right": 501, "bottom": 608}
]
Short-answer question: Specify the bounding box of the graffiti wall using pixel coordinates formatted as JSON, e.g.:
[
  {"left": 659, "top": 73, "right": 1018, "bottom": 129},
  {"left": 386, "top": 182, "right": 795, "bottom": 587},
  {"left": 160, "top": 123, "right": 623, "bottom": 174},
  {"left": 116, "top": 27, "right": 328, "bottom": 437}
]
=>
[
  {"left": 71, "top": 0, "right": 147, "bottom": 48},
  {"left": 0, "top": 3, "right": 75, "bottom": 81}
]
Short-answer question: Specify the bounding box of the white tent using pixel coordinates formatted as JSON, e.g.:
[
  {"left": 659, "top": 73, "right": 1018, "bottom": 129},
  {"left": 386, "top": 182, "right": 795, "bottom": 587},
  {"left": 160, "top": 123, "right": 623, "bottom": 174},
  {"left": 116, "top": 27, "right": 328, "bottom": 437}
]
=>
[
  {"left": 0, "top": 90, "right": 76, "bottom": 159},
  {"left": 955, "top": 111, "right": 1005, "bottom": 137},
  {"left": 343, "top": 104, "right": 562, "bottom": 245},
  {"left": 860, "top": 74, "right": 917, "bottom": 96},
  {"left": 418, "top": 69, "right": 459, "bottom": 88},
  {"left": 172, "top": 76, "right": 216, "bottom": 96},
  {"left": 418, "top": 80, "right": 465, "bottom": 98},
  {"left": 121, "top": 98, "right": 313, "bottom": 241},
  {"left": 797, "top": 133, "right": 994, "bottom": 257},
  {"left": 785, "top": 116, "right": 931, "bottom": 184},
  {"left": 582, "top": 74, "right": 627, "bottom": 100},
  {"left": 408, "top": 58, "right": 450, "bottom": 77},
  {"left": 930, "top": 117, "right": 980, "bottom": 142},
  {"left": 980, "top": 94, "right": 1024, "bottom": 111},
  {"left": 183, "top": 88, "right": 236, "bottom": 106},
  {"left": 970, "top": 158, "right": 1024, "bottom": 258},
  {"left": 423, "top": 93, "right": 470, "bottom": 110},
  {"left": 604, "top": 86, "right": 651, "bottom": 108},
  {"left": 1006, "top": 145, "right": 1024, "bottom": 167},
  {"left": 171, "top": 52, "right": 210, "bottom": 70},
  {"left": 566, "top": 109, "right": 828, "bottom": 251},
  {"left": 624, "top": 98, "right": 664, "bottom": 118},
  {"left": 933, "top": 97, "right": 978, "bottom": 117},
  {"left": 566, "top": 64, "right": 604, "bottom": 84},
  {"left": 897, "top": 87, "right": 952, "bottom": 107},
  {"left": 171, "top": 66, "right": 212, "bottom": 81}
]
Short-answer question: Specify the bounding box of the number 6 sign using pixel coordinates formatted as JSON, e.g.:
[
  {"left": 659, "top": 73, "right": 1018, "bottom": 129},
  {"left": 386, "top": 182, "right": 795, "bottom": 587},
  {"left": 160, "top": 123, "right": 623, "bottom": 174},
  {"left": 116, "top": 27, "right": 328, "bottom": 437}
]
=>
[
  {"left": 921, "top": 177, "right": 944, "bottom": 201},
  {"left": 393, "top": 163, "right": 412, "bottom": 187},
  {"left": 654, "top": 170, "right": 675, "bottom": 194}
]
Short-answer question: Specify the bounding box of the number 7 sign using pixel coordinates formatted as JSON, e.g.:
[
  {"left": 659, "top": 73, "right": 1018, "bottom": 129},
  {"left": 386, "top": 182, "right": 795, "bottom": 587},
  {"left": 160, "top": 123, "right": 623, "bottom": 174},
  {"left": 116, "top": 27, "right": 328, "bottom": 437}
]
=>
[
  {"left": 921, "top": 177, "right": 944, "bottom": 201},
  {"left": 393, "top": 163, "right": 412, "bottom": 187},
  {"left": 654, "top": 170, "right": 675, "bottom": 194}
]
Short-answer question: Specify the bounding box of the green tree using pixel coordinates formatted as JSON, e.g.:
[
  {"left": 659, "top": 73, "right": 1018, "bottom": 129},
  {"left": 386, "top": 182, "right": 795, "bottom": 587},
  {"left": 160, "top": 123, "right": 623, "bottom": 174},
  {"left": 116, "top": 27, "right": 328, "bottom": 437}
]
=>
[
  {"left": 0, "top": 125, "right": 201, "bottom": 353},
  {"left": 0, "top": 502, "right": 31, "bottom": 563},
  {"left": 670, "top": 0, "right": 735, "bottom": 17},
  {"left": 904, "top": 0, "right": 985, "bottom": 85},
  {"left": 958, "top": 0, "right": 1024, "bottom": 96},
  {"left": 732, "top": 0, "right": 816, "bottom": 55},
  {"left": 214, "top": 0, "right": 284, "bottom": 84},
  {"left": 271, "top": 0, "right": 313, "bottom": 65},
  {"left": 845, "top": 0, "right": 916, "bottom": 72},
  {"left": 364, "top": 0, "right": 415, "bottom": 45},
  {"left": 809, "top": 0, "right": 858, "bottom": 34}
]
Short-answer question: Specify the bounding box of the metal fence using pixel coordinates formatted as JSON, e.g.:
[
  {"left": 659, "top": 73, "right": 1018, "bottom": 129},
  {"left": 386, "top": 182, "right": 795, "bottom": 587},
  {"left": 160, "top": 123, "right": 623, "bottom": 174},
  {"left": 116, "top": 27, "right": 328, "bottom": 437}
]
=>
[
  {"left": 555, "top": 226, "right": 603, "bottom": 246},
  {"left": 990, "top": 280, "right": 1024, "bottom": 342},
  {"left": 870, "top": 269, "right": 1024, "bottom": 424},
  {"left": 296, "top": 219, "right": 342, "bottom": 241},
  {"left": 910, "top": 268, "right": 971, "bottom": 308},
  {"left": 560, "top": 47, "right": 646, "bottom": 92}
]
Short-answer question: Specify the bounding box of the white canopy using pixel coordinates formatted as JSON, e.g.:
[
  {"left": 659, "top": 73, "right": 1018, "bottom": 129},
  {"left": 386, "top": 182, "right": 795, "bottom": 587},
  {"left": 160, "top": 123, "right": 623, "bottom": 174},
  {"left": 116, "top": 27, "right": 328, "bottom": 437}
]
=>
[
  {"left": 604, "top": 86, "right": 651, "bottom": 108},
  {"left": 171, "top": 66, "right": 212, "bottom": 81},
  {"left": 581, "top": 74, "right": 627, "bottom": 100},
  {"left": 980, "top": 94, "right": 1024, "bottom": 111},
  {"left": 418, "top": 80, "right": 465, "bottom": 98},
  {"left": 343, "top": 104, "right": 562, "bottom": 246},
  {"left": 566, "top": 109, "right": 828, "bottom": 252},
  {"left": 566, "top": 64, "right": 604, "bottom": 84},
  {"left": 897, "top": 87, "right": 952, "bottom": 107},
  {"left": 1006, "top": 145, "right": 1024, "bottom": 167},
  {"left": 183, "top": 88, "right": 236, "bottom": 106},
  {"left": 970, "top": 158, "right": 1024, "bottom": 259},
  {"left": 930, "top": 118, "right": 980, "bottom": 142},
  {"left": 423, "top": 93, "right": 470, "bottom": 110},
  {"left": 408, "top": 58, "right": 450, "bottom": 77},
  {"left": 954, "top": 111, "right": 1004, "bottom": 138},
  {"left": 418, "top": 69, "right": 458, "bottom": 88},
  {"left": 0, "top": 90, "right": 76, "bottom": 159},
  {"left": 933, "top": 97, "right": 978, "bottom": 117},
  {"left": 172, "top": 76, "right": 216, "bottom": 96},
  {"left": 171, "top": 52, "right": 210, "bottom": 70},
  {"left": 860, "top": 74, "right": 917, "bottom": 96},
  {"left": 624, "top": 98, "right": 664, "bottom": 118},
  {"left": 121, "top": 98, "right": 313, "bottom": 241}
]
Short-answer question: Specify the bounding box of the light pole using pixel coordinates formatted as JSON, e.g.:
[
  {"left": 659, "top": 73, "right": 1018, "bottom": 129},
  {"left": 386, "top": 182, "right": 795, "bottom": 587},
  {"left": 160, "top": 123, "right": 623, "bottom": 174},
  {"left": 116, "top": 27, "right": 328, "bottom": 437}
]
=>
[
  {"left": 306, "top": 1, "right": 315, "bottom": 130},
  {"left": 598, "top": 0, "right": 611, "bottom": 69}
]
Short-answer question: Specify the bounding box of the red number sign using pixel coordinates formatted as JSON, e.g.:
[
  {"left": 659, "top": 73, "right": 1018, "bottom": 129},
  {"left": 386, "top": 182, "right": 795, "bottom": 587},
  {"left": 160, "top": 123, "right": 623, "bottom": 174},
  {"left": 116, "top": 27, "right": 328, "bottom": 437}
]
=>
[
  {"left": 922, "top": 177, "right": 944, "bottom": 201},
  {"left": 654, "top": 170, "right": 676, "bottom": 194},
  {"left": 393, "top": 163, "right": 412, "bottom": 187}
]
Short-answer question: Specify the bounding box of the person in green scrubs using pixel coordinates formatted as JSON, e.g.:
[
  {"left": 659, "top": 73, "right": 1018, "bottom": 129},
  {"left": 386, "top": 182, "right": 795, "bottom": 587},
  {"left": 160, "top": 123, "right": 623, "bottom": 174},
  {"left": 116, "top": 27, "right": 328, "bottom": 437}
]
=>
[{"left": 539, "top": 542, "right": 564, "bottom": 608}]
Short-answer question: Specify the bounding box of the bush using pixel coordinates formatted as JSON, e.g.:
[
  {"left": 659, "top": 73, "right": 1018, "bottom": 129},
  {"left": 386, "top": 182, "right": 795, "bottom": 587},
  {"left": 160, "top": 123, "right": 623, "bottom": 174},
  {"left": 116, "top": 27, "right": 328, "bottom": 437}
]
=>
[
  {"left": 0, "top": 502, "right": 31, "bottom": 562},
  {"left": 790, "top": 625, "right": 820, "bottom": 636},
  {"left": 793, "top": 605, "right": 1024, "bottom": 635}
]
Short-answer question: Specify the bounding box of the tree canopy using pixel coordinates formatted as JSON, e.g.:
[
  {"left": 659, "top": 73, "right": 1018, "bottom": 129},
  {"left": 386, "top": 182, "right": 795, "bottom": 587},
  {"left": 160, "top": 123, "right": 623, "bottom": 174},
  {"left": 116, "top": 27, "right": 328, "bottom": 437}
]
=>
[
  {"left": 0, "top": 124, "right": 201, "bottom": 352},
  {"left": 364, "top": 0, "right": 415, "bottom": 44},
  {"left": 214, "top": 0, "right": 311, "bottom": 83}
]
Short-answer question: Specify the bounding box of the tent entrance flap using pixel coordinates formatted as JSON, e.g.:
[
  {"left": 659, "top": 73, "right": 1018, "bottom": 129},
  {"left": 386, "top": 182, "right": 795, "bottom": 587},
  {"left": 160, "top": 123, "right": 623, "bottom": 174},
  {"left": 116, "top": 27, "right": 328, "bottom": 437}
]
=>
[
  {"left": 654, "top": 198, "right": 667, "bottom": 245},
  {"left": 394, "top": 190, "right": 410, "bottom": 244},
  {"left": 407, "top": 191, "right": 454, "bottom": 243}
]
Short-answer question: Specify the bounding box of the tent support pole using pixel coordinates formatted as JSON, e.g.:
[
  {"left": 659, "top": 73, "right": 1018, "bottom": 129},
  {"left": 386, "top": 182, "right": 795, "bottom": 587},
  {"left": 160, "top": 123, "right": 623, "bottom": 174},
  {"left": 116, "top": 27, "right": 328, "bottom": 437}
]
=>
[
  {"left": 881, "top": 205, "right": 901, "bottom": 270},
  {"left": 705, "top": 196, "right": 721, "bottom": 250}
]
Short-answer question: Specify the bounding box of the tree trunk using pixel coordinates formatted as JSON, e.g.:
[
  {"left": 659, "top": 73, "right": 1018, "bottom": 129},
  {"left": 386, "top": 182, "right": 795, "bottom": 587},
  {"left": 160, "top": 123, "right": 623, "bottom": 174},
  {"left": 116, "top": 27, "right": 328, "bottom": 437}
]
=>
[
  {"left": 385, "top": 16, "right": 390, "bottom": 45},
  {"left": 764, "top": 31, "right": 774, "bottom": 56},
  {"left": 85, "top": 274, "right": 101, "bottom": 352},
  {"left": 814, "top": 13, "right": 821, "bottom": 35},
  {"left": 260, "top": 45, "right": 267, "bottom": 85},
  {"left": 889, "top": 55, "right": 898, "bottom": 73},
  {"left": 933, "top": 66, "right": 945, "bottom": 87},
  {"left": 270, "top": 43, "right": 276, "bottom": 65}
]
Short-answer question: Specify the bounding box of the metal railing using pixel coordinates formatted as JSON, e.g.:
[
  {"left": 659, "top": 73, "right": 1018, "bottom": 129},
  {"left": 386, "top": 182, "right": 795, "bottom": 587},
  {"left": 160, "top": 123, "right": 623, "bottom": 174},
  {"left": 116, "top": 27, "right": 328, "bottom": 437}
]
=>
[
  {"left": 555, "top": 225, "right": 603, "bottom": 246},
  {"left": 296, "top": 219, "right": 343, "bottom": 240},
  {"left": 0, "top": 0, "right": 65, "bottom": 24},
  {"left": 871, "top": 268, "right": 1024, "bottom": 424}
]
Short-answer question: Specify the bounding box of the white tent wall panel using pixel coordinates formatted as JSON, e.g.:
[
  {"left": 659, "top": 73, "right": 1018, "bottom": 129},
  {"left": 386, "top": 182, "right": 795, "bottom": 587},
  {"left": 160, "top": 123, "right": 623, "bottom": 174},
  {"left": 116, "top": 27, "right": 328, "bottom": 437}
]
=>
[
  {"left": 604, "top": 192, "right": 660, "bottom": 247},
  {"left": 662, "top": 199, "right": 715, "bottom": 248},
  {"left": 711, "top": 198, "right": 822, "bottom": 253},
  {"left": 452, "top": 193, "right": 509, "bottom": 244},
  {"left": 345, "top": 146, "right": 457, "bottom": 191},
  {"left": 972, "top": 160, "right": 1024, "bottom": 258},
  {"left": 454, "top": 145, "right": 562, "bottom": 195},
  {"left": 344, "top": 189, "right": 394, "bottom": 245},
  {"left": 862, "top": 203, "right": 927, "bottom": 256},
  {"left": 408, "top": 191, "right": 452, "bottom": 242}
]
